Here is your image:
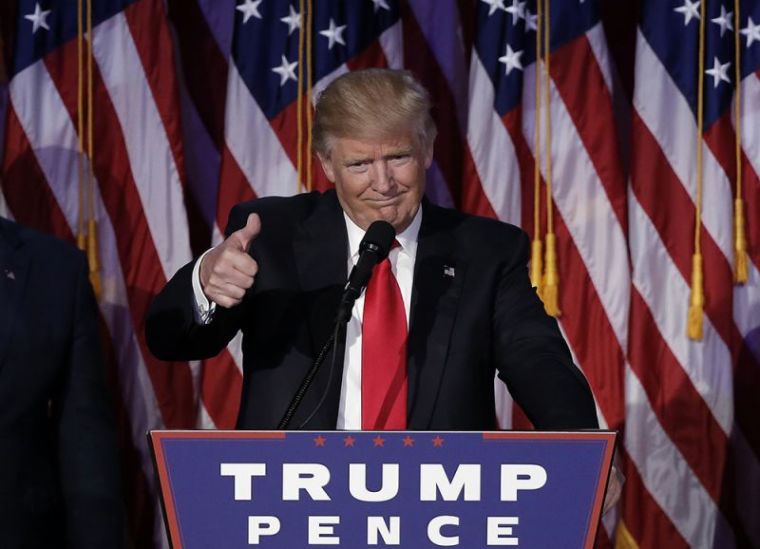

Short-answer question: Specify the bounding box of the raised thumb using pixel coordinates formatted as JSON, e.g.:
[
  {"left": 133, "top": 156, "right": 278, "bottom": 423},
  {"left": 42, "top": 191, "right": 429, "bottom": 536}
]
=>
[{"left": 232, "top": 213, "right": 261, "bottom": 250}]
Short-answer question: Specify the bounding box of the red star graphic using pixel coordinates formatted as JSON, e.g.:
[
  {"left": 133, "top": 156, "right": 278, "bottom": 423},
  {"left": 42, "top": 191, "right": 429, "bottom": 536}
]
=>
[
  {"left": 343, "top": 435, "right": 356, "bottom": 447},
  {"left": 314, "top": 435, "right": 326, "bottom": 447},
  {"left": 373, "top": 435, "right": 386, "bottom": 447},
  {"left": 432, "top": 435, "right": 444, "bottom": 448},
  {"left": 402, "top": 436, "right": 415, "bottom": 447}
]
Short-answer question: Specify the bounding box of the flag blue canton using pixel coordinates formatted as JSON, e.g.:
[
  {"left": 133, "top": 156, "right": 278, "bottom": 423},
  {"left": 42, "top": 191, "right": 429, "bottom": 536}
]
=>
[
  {"left": 641, "top": 0, "right": 760, "bottom": 129},
  {"left": 11, "top": 0, "right": 139, "bottom": 76},
  {"left": 475, "top": 0, "right": 599, "bottom": 117},
  {"left": 231, "top": 0, "right": 400, "bottom": 121}
]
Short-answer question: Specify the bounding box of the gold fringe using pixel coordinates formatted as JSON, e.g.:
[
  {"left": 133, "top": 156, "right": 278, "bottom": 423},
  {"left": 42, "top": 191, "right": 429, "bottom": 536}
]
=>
[
  {"left": 530, "top": 238, "right": 543, "bottom": 290},
  {"left": 541, "top": 0, "right": 560, "bottom": 317},
  {"left": 687, "top": 0, "right": 706, "bottom": 339},
  {"left": 687, "top": 252, "right": 704, "bottom": 340},
  {"left": 76, "top": 0, "right": 86, "bottom": 250},
  {"left": 734, "top": 198, "right": 748, "bottom": 283},
  {"left": 305, "top": 0, "right": 314, "bottom": 191},
  {"left": 530, "top": 0, "right": 543, "bottom": 296},
  {"left": 296, "top": 0, "right": 305, "bottom": 192},
  {"left": 733, "top": 1, "right": 747, "bottom": 285},
  {"left": 86, "top": 0, "right": 100, "bottom": 299},
  {"left": 542, "top": 232, "right": 561, "bottom": 317},
  {"left": 87, "top": 218, "right": 102, "bottom": 299},
  {"left": 614, "top": 520, "right": 640, "bottom": 549}
]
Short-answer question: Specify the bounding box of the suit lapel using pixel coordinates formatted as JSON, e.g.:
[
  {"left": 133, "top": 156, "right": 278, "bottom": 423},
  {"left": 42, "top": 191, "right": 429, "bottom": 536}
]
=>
[
  {"left": 407, "top": 202, "right": 465, "bottom": 429},
  {"left": 0, "top": 220, "right": 31, "bottom": 373},
  {"left": 291, "top": 191, "right": 348, "bottom": 428}
]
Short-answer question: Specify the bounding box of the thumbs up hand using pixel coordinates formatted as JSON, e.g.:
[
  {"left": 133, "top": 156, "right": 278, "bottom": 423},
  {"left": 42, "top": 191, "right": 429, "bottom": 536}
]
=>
[{"left": 200, "top": 213, "right": 261, "bottom": 308}]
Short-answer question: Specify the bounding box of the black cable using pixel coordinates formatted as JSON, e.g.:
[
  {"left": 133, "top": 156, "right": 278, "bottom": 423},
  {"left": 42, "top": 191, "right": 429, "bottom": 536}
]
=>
[
  {"left": 296, "top": 320, "right": 344, "bottom": 429},
  {"left": 276, "top": 321, "right": 342, "bottom": 429}
]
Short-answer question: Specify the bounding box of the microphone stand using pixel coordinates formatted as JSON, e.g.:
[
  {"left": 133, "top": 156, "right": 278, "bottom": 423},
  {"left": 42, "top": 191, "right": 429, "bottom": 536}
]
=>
[{"left": 276, "top": 318, "right": 345, "bottom": 429}]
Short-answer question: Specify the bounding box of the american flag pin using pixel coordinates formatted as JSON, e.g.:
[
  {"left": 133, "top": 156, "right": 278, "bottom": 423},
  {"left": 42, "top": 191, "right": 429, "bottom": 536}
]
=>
[{"left": 443, "top": 265, "right": 455, "bottom": 278}]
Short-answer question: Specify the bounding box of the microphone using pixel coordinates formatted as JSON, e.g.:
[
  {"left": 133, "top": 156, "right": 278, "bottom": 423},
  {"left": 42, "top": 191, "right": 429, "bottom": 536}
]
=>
[{"left": 335, "top": 220, "right": 395, "bottom": 324}]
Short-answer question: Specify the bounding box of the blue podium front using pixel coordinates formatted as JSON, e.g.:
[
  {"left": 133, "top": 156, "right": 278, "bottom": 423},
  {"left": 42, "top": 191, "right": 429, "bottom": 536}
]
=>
[{"left": 151, "top": 430, "right": 615, "bottom": 548}]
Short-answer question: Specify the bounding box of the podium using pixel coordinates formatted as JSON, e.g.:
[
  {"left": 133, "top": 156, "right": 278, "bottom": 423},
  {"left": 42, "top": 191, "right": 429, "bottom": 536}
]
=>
[{"left": 150, "top": 430, "right": 615, "bottom": 548}]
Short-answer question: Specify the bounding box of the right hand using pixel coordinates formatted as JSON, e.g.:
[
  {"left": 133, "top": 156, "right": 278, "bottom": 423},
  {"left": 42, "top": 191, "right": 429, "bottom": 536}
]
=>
[{"left": 200, "top": 213, "right": 260, "bottom": 308}]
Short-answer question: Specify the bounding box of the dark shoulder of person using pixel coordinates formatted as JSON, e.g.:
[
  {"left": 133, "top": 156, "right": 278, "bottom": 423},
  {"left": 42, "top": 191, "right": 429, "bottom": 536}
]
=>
[{"left": 421, "top": 200, "right": 529, "bottom": 261}]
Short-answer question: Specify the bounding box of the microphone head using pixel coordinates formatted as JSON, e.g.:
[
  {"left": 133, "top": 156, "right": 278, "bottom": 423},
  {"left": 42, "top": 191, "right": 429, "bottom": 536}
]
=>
[{"left": 359, "top": 220, "right": 396, "bottom": 260}]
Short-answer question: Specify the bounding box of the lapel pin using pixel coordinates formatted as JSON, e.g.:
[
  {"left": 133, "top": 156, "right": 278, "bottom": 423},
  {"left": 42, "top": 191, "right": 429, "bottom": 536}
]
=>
[
  {"left": 443, "top": 265, "right": 455, "bottom": 278},
  {"left": 4, "top": 269, "right": 15, "bottom": 280}
]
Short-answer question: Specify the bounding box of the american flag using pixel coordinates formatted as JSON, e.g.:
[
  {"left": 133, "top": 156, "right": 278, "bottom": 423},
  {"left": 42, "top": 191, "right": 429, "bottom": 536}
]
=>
[
  {"left": 624, "top": 1, "right": 760, "bottom": 547},
  {"left": 0, "top": 0, "right": 758, "bottom": 548}
]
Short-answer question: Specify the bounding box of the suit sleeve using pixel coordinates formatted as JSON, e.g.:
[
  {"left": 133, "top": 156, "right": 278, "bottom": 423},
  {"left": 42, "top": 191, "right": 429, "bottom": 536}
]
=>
[
  {"left": 145, "top": 207, "right": 249, "bottom": 361},
  {"left": 55, "top": 254, "right": 124, "bottom": 548},
  {"left": 493, "top": 230, "right": 599, "bottom": 429}
]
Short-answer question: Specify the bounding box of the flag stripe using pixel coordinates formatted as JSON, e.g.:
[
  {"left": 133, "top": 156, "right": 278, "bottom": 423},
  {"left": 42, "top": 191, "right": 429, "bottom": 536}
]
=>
[
  {"left": 553, "top": 214, "right": 627, "bottom": 429},
  {"left": 550, "top": 27, "right": 627, "bottom": 232},
  {"left": 629, "top": 287, "right": 728, "bottom": 499},
  {"left": 93, "top": 12, "right": 192, "bottom": 279},
  {"left": 1, "top": 107, "right": 72, "bottom": 237},
  {"left": 166, "top": 0, "right": 228, "bottom": 149},
  {"left": 200, "top": 351, "right": 243, "bottom": 428},
  {"left": 466, "top": 53, "right": 521, "bottom": 224},
  {"left": 461, "top": 142, "right": 499, "bottom": 220},
  {"left": 43, "top": 41, "right": 196, "bottom": 428},
  {"left": 217, "top": 143, "right": 257, "bottom": 232},
  {"left": 124, "top": 0, "right": 188, "bottom": 192},
  {"left": 631, "top": 111, "right": 760, "bottom": 459},
  {"left": 223, "top": 61, "right": 296, "bottom": 204},
  {"left": 402, "top": 1, "right": 466, "bottom": 206},
  {"left": 623, "top": 369, "right": 730, "bottom": 548},
  {"left": 620, "top": 447, "right": 691, "bottom": 549}
]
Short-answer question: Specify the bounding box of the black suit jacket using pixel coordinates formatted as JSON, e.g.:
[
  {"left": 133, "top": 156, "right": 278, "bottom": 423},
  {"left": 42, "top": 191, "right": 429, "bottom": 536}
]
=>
[
  {"left": 146, "top": 191, "right": 597, "bottom": 430},
  {"left": 0, "top": 218, "right": 123, "bottom": 548}
]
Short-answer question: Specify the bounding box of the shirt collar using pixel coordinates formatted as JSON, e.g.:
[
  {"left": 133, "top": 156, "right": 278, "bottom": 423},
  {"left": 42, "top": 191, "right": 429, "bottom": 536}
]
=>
[{"left": 344, "top": 206, "right": 422, "bottom": 259}]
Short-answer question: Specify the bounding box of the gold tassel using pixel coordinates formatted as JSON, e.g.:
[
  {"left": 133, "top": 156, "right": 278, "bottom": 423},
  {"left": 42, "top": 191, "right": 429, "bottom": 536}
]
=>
[
  {"left": 734, "top": 198, "right": 749, "bottom": 285},
  {"left": 530, "top": 238, "right": 543, "bottom": 290},
  {"left": 76, "top": 0, "right": 86, "bottom": 252},
  {"left": 87, "top": 218, "right": 102, "bottom": 299},
  {"left": 305, "top": 0, "right": 314, "bottom": 191},
  {"left": 542, "top": 232, "right": 561, "bottom": 317},
  {"left": 687, "top": 252, "right": 704, "bottom": 340},
  {"left": 732, "top": 1, "right": 747, "bottom": 286},
  {"left": 614, "top": 520, "right": 640, "bottom": 549},
  {"left": 295, "top": 0, "right": 305, "bottom": 192},
  {"left": 688, "top": 0, "right": 705, "bottom": 341}
]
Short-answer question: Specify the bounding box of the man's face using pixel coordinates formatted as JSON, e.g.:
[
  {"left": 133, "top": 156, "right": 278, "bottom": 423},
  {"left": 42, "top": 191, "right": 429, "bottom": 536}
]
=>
[{"left": 318, "top": 132, "right": 433, "bottom": 233}]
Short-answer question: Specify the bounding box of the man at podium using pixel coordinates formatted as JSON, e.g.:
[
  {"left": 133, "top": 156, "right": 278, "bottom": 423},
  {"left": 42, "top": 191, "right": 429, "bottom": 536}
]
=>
[{"left": 146, "top": 69, "right": 598, "bottom": 434}]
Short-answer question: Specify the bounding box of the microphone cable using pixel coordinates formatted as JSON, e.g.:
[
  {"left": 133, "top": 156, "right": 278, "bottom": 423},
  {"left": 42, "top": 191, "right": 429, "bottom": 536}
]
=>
[{"left": 296, "top": 319, "right": 345, "bottom": 429}]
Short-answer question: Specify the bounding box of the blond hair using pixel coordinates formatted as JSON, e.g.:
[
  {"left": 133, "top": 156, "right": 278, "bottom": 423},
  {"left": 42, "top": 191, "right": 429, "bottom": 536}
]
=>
[{"left": 313, "top": 69, "right": 437, "bottom": 157}]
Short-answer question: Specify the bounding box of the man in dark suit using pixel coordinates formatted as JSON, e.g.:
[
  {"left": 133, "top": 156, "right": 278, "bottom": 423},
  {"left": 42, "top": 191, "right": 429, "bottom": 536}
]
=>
[
  {"left": 145, "top": 68, "right": 598, "bottom": 433},
  {"left": 0, "top": 217, "right": 123, "bottom": 548}
]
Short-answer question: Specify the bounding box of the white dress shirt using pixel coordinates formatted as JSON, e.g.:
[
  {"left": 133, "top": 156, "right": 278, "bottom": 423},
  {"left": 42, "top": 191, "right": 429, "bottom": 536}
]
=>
[{"left": 191, "top": 208, "right": 422, "bottom": 429}]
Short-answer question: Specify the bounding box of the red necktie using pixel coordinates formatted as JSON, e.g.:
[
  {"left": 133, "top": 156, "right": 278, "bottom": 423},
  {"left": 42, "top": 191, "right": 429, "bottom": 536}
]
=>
[{"left": 361, "top": 245, "right": 408, "bottom": 430}]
